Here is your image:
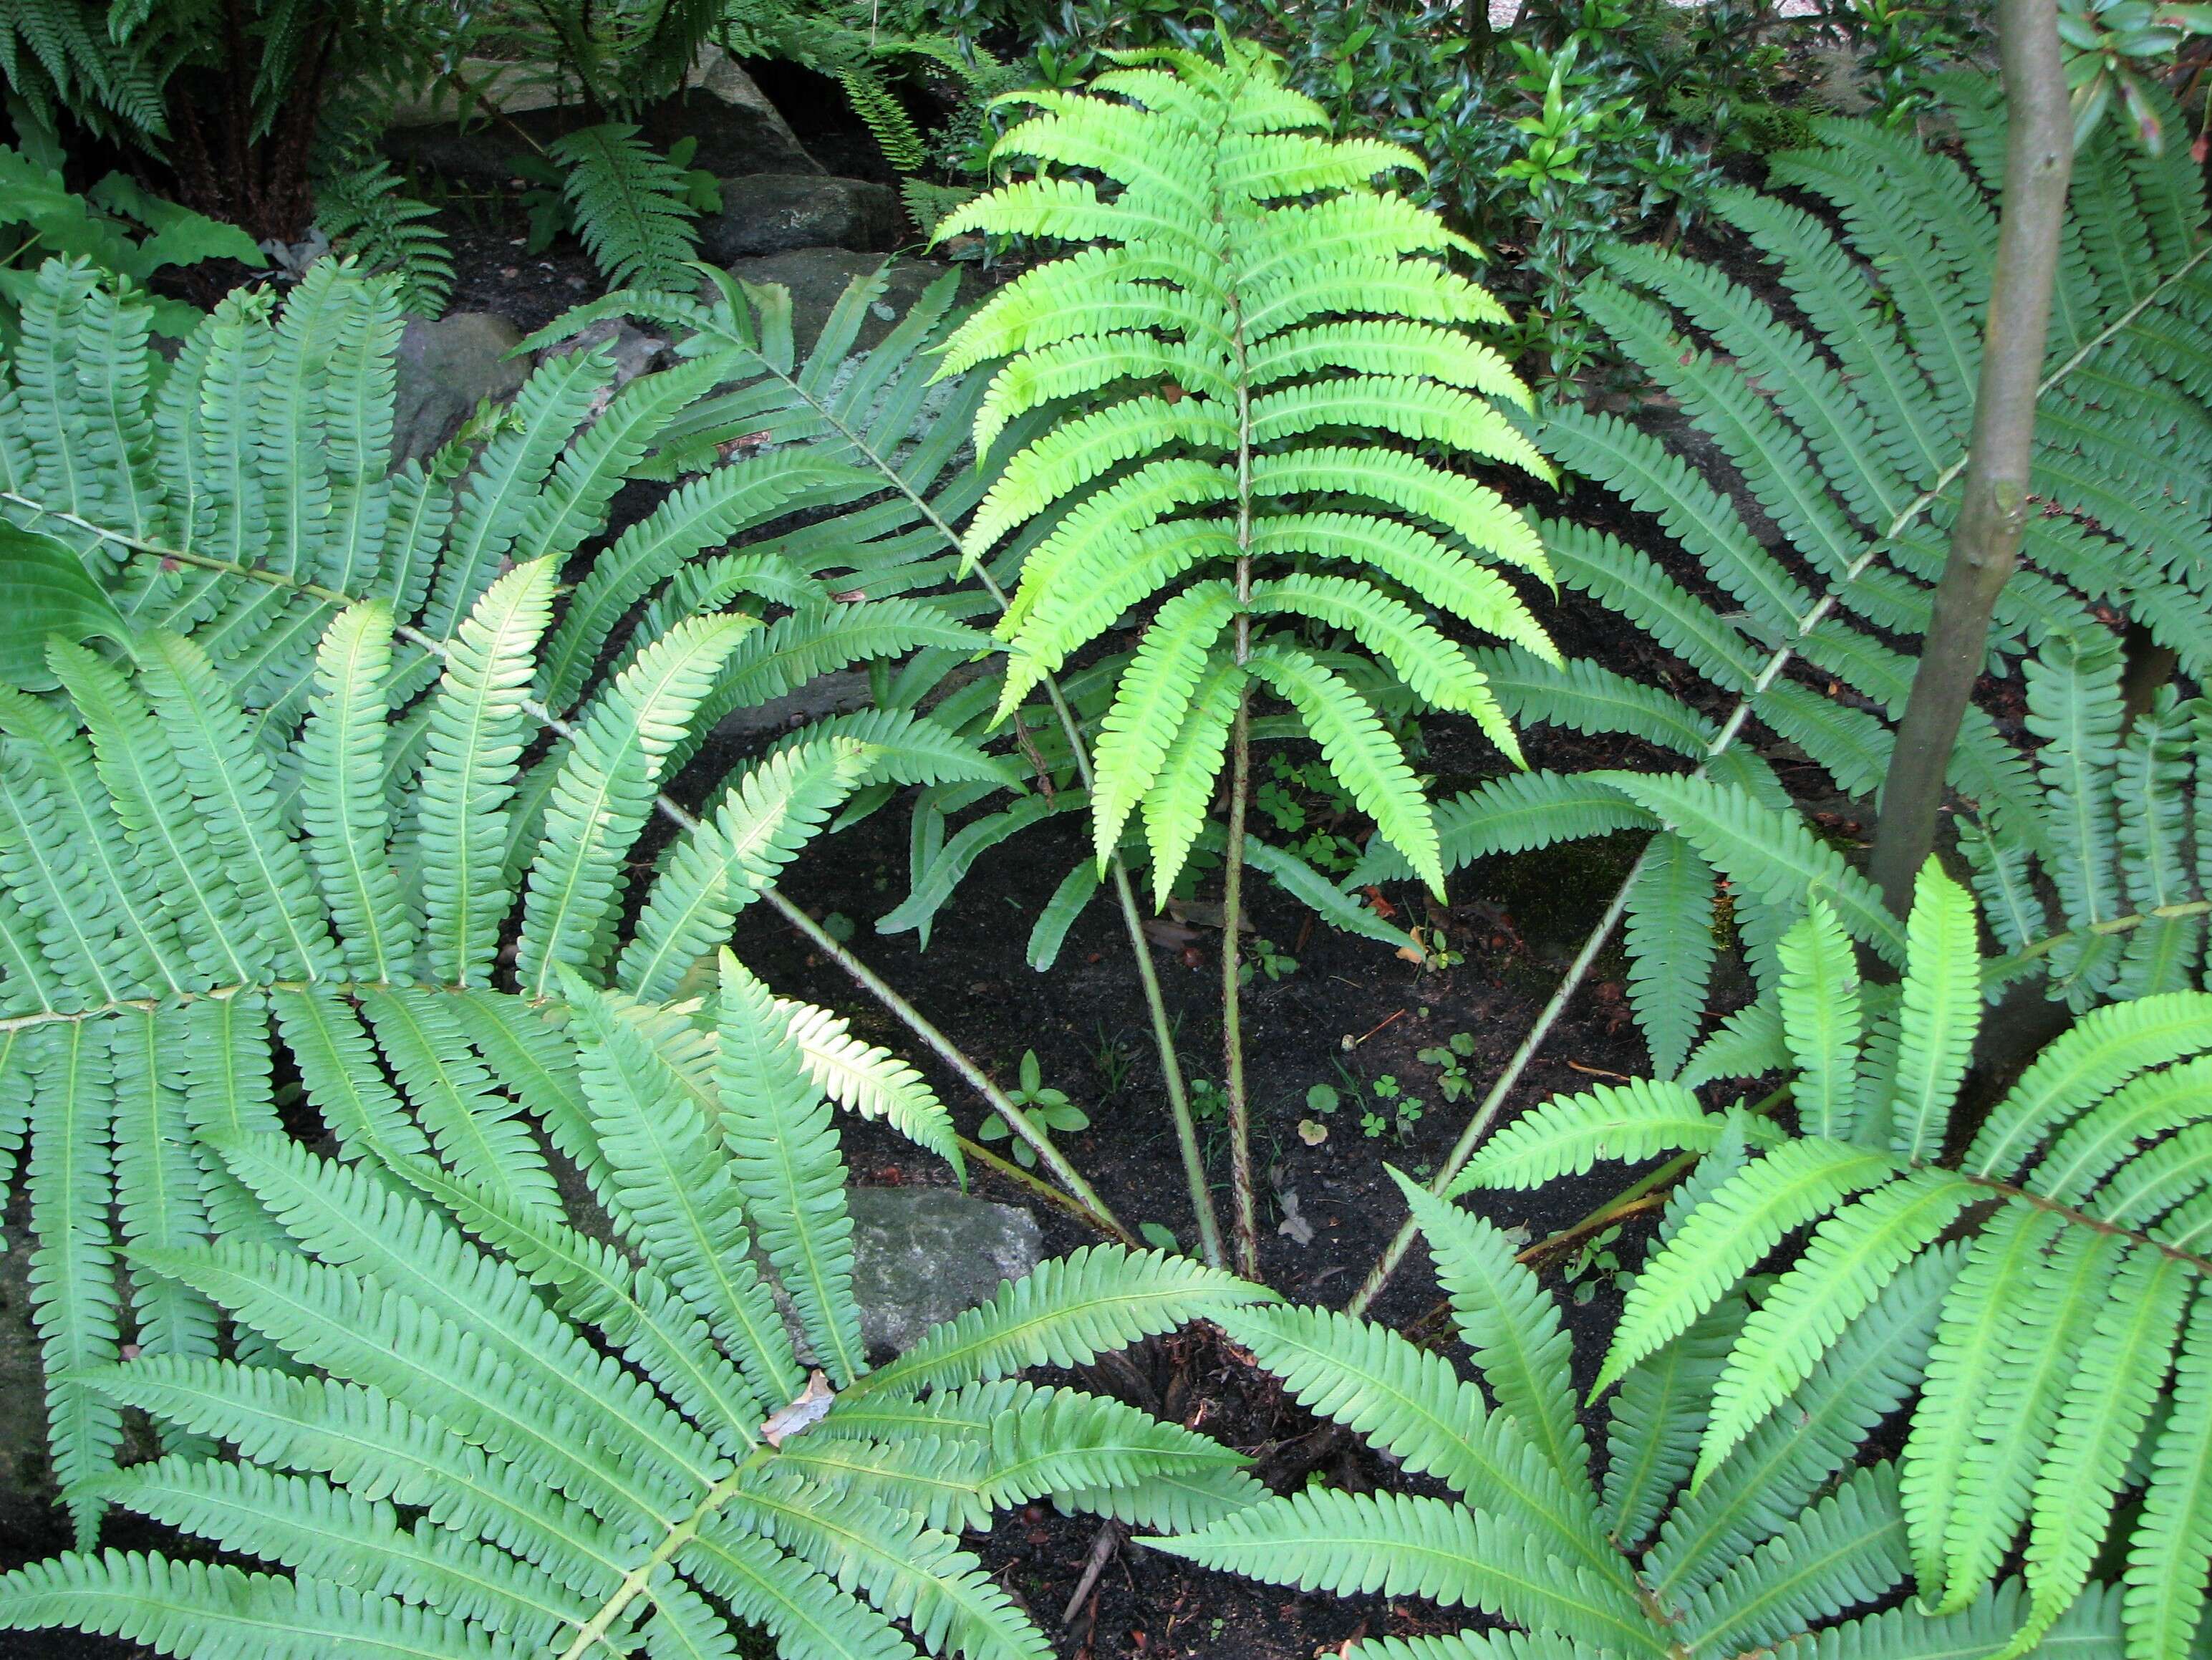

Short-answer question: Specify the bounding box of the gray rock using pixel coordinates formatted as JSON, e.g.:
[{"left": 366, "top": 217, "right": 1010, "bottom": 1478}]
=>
[
  {"left": 382, "top": 107, "right": 581, "bottom": 192},
  {"left": 677, "top": 48, "right": 824, "bottom": 178},
  {"left": 846, "top": 1185, "right": 1042, "bottom": 1359},
  {"left": 383, "top": 51, "right": 817, "bottom": 188},
  {"left": 700, "top": 175, "right": 902, "bottom": 263},
  {"left": 716, "top": 660, "right": 989, "bottom": 743},
  {"left": 538, "top": 317, "right": 671, "bottom": 423},
  {"left": 392, "top": 312, "right": 528, "bottom": 466},
  {"left": 715, "top": 667, "right": 877, "bottom": 741},
  {"left": 546, "top": 1142, "right": 1037, "bottom": 1367},
  {"left": 381, "top": 56, "right": 587, "bottom": 125},
  {"left": 722, "top": 247, "right": 969, "bottom": 356}
]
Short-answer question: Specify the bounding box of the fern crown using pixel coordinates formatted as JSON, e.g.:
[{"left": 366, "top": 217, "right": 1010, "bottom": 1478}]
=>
[{"left": 934, "top": 42, "right": 1557, "bottom": 901}]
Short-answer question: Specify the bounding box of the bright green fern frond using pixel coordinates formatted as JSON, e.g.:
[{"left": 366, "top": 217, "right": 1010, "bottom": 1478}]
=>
[
  {"left": 617, "top": 740, "right": 872, "bottom": 1003},
  {"left": 516, "top": 615, "right": 748, "bottom": 996},
  {"left": 1598, "top": 1139, "right": 1901, "bottom": 1396},
  {"left": 416, "top": 557, "right": 559, "bottom": 988},
  {"left": 26, "top": 1021, "right": 120, "bottom": 1545},
  {"left": 2122, "top": 1284, "right": 2212, "bottom": 1660},
  {"left": 1247, "top": 642, "right": 1444, "bottom": 892},
  {"left": 1449, "top": 1076, "right": 1739, "bottom": 1195},
  {"left": 1391, "top": 1172, "right": 1588, "bottom": 1488},
  {"left": 1145, "top": 1486, "right": 1667, "bottom": 1656},
  {"left": 711, "top": 951, "right": 864, "bottom": 1388},
  {"left": 564, "top": 977, "right": 805, "bottom": 1408},
  {"left": 1623, "top": 830, "right": 1719, "bottom": 1080},
  {"left": 933, "top": 41, "right": 1545, "bottom": 917},
  {"left": 1090, "top": 582, "right": 1240, "bottom": 866},
  {"left": 854, "top": 1245, "right": 1273, "bottom": 1400},
  {"left": 1967, "top": 990, "right": 2212, "bottom": 1177},
  {"left": 1679, "top": 1462, "right": 1910, "bottom": 1655},
  {"left": 2019, "top": 1249, "right": 2191, "bottom": 1650},
  {"left": 0, "top": 1550, "right": 523, "bottom": 1660},
  {"left": 1208, "top": 1301, "right": 1623, "bottom": 1586},
  {"left": 1887, "top": 859, "right": 1981, "bottom": 1164},
  {"left": 298, "top": 599, "right": 412, "bottom": 982},
  {"left": 1695, "top": 1169, "right": 1975, "bottom": 1485}
]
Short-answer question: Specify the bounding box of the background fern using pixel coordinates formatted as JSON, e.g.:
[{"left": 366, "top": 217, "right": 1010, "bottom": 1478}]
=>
[
  {"left": 1457, "top": 862, "right": 2212, "bottom": 1660},
  {"left": 1352, "top": 73, "right": 2212, "bottom": 1077},
  {"left": 544, "top": 122, "right": 707, "bottom": 291},
  {"left": 1148, "top": 1173, "right": 2132, "bottom": 1660},
  {"left": 314, "top": 158, "right": 455, "bottom": 318},
  {"left": 1, "top": 255, "right": 997, "bottom": 761},
  {"left": 723, "top": 0, "right": 1018, "bottom": 179}
]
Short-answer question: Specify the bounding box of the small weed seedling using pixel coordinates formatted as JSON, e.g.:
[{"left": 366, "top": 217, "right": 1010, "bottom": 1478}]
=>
[
  {"left": 1414, "top": 1031, "right": 1477, "bottom": 1101},
  {"left": 979, "top": 1050, "right": 1090, "bottom": 1169},
  {"left": 1363, "top": 1074, "right": 1424, "bottom": 1142},
  {"left": 1255, "top": 756, "right": 1364, "bottom": 875},
  {"left": 1189, "top": 1076, "right": 1229, "bottom": 1123},
  {"left": 1298, "top": 1081, "right": 1341, "bottom": 1144},
  {"left": 1563, "top": 1224, "right": 1631, "bottom": 1305},
  {"left": 1091, "top": 1022, "right": 1134, "bottom": 1101},
  {"left": 1239, "top": 937, "right": 1298, "bottom": 986},
  {"left": 1138, "top": 1221, "right": 1183, "bottom": 1253}
]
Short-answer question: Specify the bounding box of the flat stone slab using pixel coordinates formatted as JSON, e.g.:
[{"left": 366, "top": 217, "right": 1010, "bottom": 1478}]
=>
[{"left": 700, "top": 175, "right": 902, "bottom": 262}]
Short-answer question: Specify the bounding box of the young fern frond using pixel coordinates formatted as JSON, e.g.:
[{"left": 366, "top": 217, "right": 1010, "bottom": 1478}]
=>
[
  {"left": 1459, "top": 859, "right": 2212, "bottom": 1660},
  {"left": 932, "top": 39, "right": 1552, "bottom": 900}
]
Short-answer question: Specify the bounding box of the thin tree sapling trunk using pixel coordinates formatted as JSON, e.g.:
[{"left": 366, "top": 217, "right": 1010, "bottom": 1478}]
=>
[{"left": 1866, "top": 0, "right": 2073, "bottom": 912}]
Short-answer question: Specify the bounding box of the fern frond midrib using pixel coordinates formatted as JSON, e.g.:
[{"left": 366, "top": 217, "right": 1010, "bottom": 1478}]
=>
[{"left": 1956, "top": 1167, "right": 2212, "bottom": 1278}]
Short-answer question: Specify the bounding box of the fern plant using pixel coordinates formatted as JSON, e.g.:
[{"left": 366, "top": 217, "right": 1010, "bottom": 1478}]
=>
[
  {"left": 540, "top": 123, "right": 709, "bottom": 291},
  {"left": 1146, "top": 1154, "right": 2131, "bottom": 1660},
  {"left": 1950, "top": 630, "right": 2212, "bottom": 1013},
  {"left": 0, "top": 547, "right": 995, "bottom": 1530},
  {"left": 927, "top": 39, "right": 1554, "bottom": 1273},
  {"left": 0, "top": 256, "right": 994, "bottom": 773},
  {"left": 1455, "top": 858, "right": 2212, "bottom": 1660},
  {"left": 0, "top": 805, "right": 1270, "bottom": 1656},
  {"left": 723, "top": 0, "right": 1019, "bottom": 179},
  {"left": 315, "top": 158, "right": 455, "bottom": 318},
  {"left": 1349, "top": 71, "right": 2212, "bottom": 1086}
]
